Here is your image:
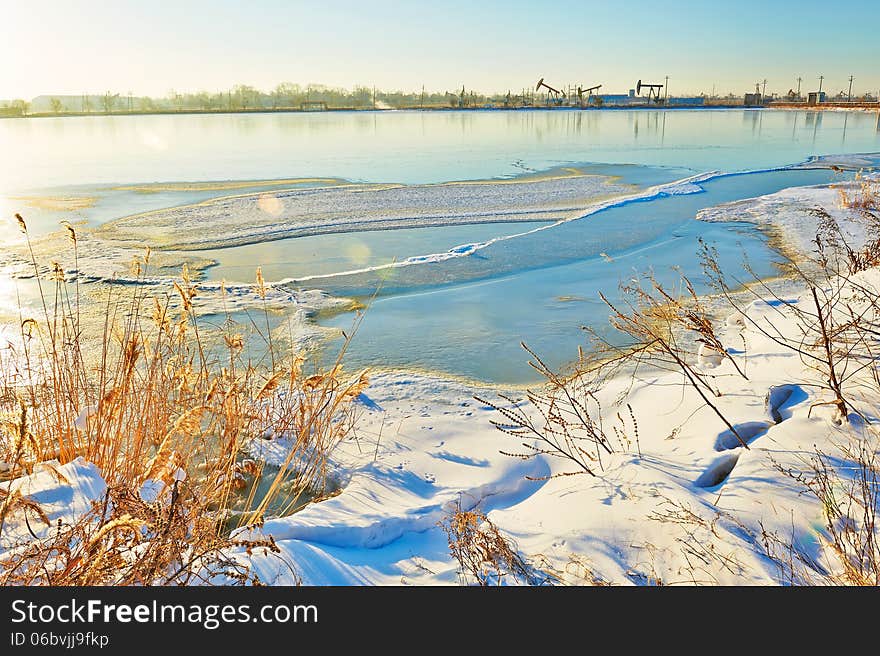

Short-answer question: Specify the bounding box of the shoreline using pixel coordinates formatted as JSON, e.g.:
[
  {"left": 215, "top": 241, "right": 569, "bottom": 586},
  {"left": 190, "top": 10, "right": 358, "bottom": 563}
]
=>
[
  {"left": 3, "top": 169, "right": 879, "bottom": 585},
  {"left": 230, "top": 174, "right": 880, "bottom": 584},
  {"left": 4, "top": 162, "right": 868, "bottom": 389}
]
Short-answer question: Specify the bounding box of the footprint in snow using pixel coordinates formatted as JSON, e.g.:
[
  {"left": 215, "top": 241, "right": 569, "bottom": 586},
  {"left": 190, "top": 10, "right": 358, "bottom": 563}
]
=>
[
  {"left": 714, "top": 421, "right": 772, "bottom": 451},
  {"left": 765, "top": 384, "right": 807, "bottom": 424},
  {"left": 695, "top": 452, "right": 740, "bottom": 489},
  {"left": 713, "top": 384, "right": 805, "bottom": 451}
]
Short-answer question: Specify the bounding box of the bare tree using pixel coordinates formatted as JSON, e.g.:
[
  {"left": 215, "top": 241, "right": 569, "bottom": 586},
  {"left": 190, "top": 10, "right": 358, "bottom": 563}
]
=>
[{"left": 101, "top": 92, "right": 119, "bottom": 113}]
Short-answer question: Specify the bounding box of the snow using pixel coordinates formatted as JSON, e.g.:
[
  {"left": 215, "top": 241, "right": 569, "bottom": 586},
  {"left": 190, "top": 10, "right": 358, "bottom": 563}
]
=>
[
  {"left": 222, "top": 275, "right": 877, "bottom": 584},
  {"left": 139, "top": 479, "right": 166, "bottom": 504},
  {"left": 0, "top": 458, "right": 106, "bottom": 547},
  {"left": 227, "top": 342, "right": 809, "bottom": 585},
  {"left": 272, "top": 171, "right": 716, "bottom": 287},
  {"left": 797, "top": 153, "right": 880, "bottom": 170},
  {"left": 697, "top": 178, "right": 875, "bottom": 258},
  {"left": 4, "top": 175, "right": 880, "bottom": 585},
  {"left": 74, "top": 405, "right": 97, "bottom": 431}
]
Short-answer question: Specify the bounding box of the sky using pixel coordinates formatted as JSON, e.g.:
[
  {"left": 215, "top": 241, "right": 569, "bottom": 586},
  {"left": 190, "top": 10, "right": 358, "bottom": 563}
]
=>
[{"left": 1, "top": 0, "right": 879, "bottom": 100}]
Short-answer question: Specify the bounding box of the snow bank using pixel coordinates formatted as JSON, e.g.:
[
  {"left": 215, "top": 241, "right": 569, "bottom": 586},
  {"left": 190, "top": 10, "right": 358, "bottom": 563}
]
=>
[{"left": 697, "top": 179, "right": 875, "bottom": 257}]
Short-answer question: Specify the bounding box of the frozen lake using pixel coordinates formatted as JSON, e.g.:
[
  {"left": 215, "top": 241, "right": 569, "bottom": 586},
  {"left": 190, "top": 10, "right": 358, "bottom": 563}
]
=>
[{"left": 2, "top": 108, "right": 879, "bottom": 383}]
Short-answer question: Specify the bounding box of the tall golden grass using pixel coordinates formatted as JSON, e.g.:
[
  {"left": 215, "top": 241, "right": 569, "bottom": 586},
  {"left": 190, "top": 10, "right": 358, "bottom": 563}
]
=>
[
  {"left": 838, "top": 171, "right": 880, "bottom": 212},
  {"left": 0, "top": 215, "right": 365, "bottom": 585}
]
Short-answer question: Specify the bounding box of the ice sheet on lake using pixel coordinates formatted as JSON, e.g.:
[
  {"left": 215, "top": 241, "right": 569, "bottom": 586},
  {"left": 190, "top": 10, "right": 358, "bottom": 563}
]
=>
[
  {"left": 797, "top": 153, "right": 880, "bottom": 171},
  {"left": 95, "top": 170, "right": 636, "bottom": 250}
]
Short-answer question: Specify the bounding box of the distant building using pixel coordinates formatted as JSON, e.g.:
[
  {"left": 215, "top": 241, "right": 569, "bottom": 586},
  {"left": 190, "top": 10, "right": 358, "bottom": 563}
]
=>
[
  {"left": 667, "top": 97, "right": 705, "bottom": 106},
  {"left": 744, "top": 93, "right": 763, "bottom": 106},
  {"left": 807, "top": 91, "right": 826, "bottom": 105},
  {"left": 598, "top": 94, "right": 636, "bottom": 106}
]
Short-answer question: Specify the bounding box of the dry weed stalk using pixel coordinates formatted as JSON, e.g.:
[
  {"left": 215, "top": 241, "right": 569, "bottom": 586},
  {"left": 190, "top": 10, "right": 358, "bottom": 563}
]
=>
[
  {"left": 700, "top": 205, "right": 880, "bottom": 425},
  {"left": 475, "top": 344, "right": 637, "bottom": 477},
  {"left": 438, "top": 500, "right": 551, "bottom": 586},
  {"left": 595, "top": 271, "right": 749, "bottom": 446},
  {"left": 479, "top": 266, "right": 748, "bottom": 474},
  {"left": 766, "top": 431, "right": 879, "bottom": 586},
  {"left": 646, "top": 497, "right": 748, "bottom": 585},
  {"left": 837, "top": 171, "right": 880, "bottom": 213}
]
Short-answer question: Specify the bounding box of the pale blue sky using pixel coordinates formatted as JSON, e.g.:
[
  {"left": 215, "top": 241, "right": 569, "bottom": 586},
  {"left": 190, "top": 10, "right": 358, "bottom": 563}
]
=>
[{"left": 2, "top": 0, "right": 878, "bottom": 99}]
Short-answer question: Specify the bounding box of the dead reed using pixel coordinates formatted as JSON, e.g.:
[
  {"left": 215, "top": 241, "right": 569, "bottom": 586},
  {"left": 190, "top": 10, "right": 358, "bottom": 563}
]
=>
[
  {"left": 0, "top": 214, "right": 364, "bottom": 585},
  {"left": 438, "top": 499, "right": 551, "bottom": 586}
]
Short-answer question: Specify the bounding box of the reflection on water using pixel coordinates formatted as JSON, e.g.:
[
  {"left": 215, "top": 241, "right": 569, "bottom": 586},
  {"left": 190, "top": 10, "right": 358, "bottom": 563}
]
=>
[
  {"left": 805, "top": 111, "right": 823, "bottom": 145},
  {"left": 199, "top": 221, "right": 550, "bottom": 283},
  {"left": 2, "top": 109, "right": 879, "bottom": 192}
]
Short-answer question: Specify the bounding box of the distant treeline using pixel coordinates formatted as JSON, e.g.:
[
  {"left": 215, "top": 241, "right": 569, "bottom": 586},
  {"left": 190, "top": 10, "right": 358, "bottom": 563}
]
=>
[{"left": 2, "top": 84, "right": 527, "bottom": 116}]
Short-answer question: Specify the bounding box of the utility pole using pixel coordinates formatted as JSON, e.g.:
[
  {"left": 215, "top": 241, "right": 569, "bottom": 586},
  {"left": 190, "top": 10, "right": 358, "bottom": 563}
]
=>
[
  {"left": 796, "top": 76, "right": 802, "bottom": 98},
  {"left": 818, "top": 75, "right": 824, "bottom": 94},
  {"left": 420, "top": 85, "right": 425, "bottom": 110},
  {"left": 848, "top": 75, "right": 854, "bottom": 102},
  {"left": 664, "top": 75, "right": 669, "bottom": 102},
  {"left": 372, "top": 86, "right": 376, "bottom": 110},
  {"left": 762, "top": 78, "right": 767, "bottom": 98}
]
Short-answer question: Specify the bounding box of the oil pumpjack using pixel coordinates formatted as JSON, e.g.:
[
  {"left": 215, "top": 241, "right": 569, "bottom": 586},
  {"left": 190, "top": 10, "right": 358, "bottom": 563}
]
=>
[
  {"left": 636, "top": 79, "right": 664, "bottom": 103},
  {"left": 536, "top": 78, "right": 566, "bottom": 105},
  {"left": 577, "top": 84, "right": 602, "bottom": 106}
]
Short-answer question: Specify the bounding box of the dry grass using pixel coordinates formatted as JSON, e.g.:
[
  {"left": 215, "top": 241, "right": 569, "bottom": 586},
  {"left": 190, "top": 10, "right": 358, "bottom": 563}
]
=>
[
  {"left": 0, "top": 215, "right": 364, "bottom": 585},
  {"left": 764, "top": 431, "right": 880, "bottom": 586},
  {"left": 475, "top": 346, "right": 634, "bottom": 478},
  {"left": 438, "top": 500, "right": 551, "bottom": 586},
  {"left": 838, "top": 172, "right": 880, "bottom": 212}
]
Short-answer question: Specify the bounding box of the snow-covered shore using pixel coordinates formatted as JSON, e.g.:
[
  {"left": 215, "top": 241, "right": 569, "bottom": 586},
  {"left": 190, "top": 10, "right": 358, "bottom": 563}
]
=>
[
  {"left": 228, "top": 172, "right": 880, "bottom": 584},
  {"left": 228, "top": 272, "right": 874, "bottom": 585},
  {"left": 3, "top": 174, "right": 879, "bottom": 585}
]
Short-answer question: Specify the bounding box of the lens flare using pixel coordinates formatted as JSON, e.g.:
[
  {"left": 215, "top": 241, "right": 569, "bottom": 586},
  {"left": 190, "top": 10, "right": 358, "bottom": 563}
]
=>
[
  {"left": 344, "top": 241, "right": 371, "bottom": 265},
  {"left": 257, "top": 193, "right": 283, "bottom": 216},
  {"left": 139, "top": 131, "right": 168, "bottom": 151}
]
